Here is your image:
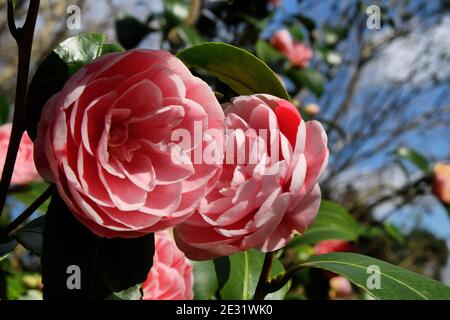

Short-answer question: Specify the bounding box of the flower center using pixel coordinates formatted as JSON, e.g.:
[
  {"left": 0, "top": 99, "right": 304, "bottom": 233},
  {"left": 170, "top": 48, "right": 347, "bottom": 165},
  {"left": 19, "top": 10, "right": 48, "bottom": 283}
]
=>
[
  {"left": 107, "top": 108, "right": 139, "bottom": 162},
  {"left": 109, "top": 122, "right": 129, "bottom": 147}
]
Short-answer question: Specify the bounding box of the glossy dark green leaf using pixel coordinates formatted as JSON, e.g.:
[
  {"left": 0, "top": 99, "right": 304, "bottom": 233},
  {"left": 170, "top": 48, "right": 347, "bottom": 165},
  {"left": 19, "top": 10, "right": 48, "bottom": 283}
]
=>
[
  {"left": 0, "top": 95, "right": 9, "bottom": 124},
  {"left": 0, "top": 240, "right": 17, "bottom": 258},
  {"left": 299, "top": 252, "right": 450, "bottom": 299},
  {"left": 214, "top": 256, "right": 231, "bottom": 290},
  {"left": 53, "top": 33, "right": 106, "bottom": 75},
  {"left": 100, "top": 43, "right": 125, "bottom": 55},
  {"left": 26, "top": 33, "right": 123, "bottom": 140},
  {"left": 395, "top": 147, "right": 430, "bottom": 173},
  {"left": 115, "top": 16, "right": 151, "bottom": 49},
  {"left": 97, "top": 233, "right": 155, "bottom": 292},
  {"left": 289, "top": 200, "right": 363, "bottom": 247},
  {"left": 219, "top": 249, "right": 289, "bottom": 300},
  {"left": 192, "top": 260, "right": 219, "bottom": 300},
  {"left": 177, "top": 42, "right": 290, "bottom": 100},
  {"left": 265, "top": 258, "right": 291, "bottom": 300},
  {"left": 13, "top": 216, "right": 45, "bottom": 257},
  {"left": 41, "top": 194, "right": 155, "bottom": 299},
  {"left": 42, "top": 194, "right": 111, "bottom": 299},
  {"left": 107, "top": 284, "right": 142, "bottom": 300},
  {"left": 286, "top": 68, "right": 324, "bottom": 97}
]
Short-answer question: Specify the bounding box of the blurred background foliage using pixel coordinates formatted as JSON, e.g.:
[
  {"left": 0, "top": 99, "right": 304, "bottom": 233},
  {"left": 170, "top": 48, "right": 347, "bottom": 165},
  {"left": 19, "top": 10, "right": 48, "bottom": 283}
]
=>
[{"left": 1, "top": 0, "right": 450, "bottom": 300}]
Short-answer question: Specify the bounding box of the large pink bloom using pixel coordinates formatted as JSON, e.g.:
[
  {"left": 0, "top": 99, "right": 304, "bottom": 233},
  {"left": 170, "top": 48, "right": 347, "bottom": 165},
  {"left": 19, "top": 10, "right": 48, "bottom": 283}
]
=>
[
  {"left": 271, "top": 29, "right": 313, "bottom": 68},
  {"left": 34, "top": 49, "right": 224, "bottom": 238},
  {"left": 142, "top": 231, "right": 193, "bottom": 300},
  {"left": 175, "top": 94, "right": 328, "bottom": 260},
  {"left": 0, "top": 123, "right": 39, "bottom": 185}
]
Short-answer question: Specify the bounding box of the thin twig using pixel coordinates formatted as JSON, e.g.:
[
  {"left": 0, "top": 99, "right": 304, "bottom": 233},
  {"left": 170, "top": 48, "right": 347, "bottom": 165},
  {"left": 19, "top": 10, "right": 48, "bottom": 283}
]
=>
[
  {"left": 6, "top": 0, "right": 18, "bottom": 39},
  {"left": 0, "top": 184, "right": 54, "bottom": 240},
  {"left": 0, "top": 0, "right": 40, "bottom": 217}
]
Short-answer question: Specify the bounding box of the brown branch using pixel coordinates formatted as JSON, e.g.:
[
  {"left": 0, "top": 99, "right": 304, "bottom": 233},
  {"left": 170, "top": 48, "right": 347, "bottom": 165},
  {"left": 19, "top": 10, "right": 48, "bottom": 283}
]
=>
[{"left": 0, "top": 0, "right": 40, "bottom": 217}]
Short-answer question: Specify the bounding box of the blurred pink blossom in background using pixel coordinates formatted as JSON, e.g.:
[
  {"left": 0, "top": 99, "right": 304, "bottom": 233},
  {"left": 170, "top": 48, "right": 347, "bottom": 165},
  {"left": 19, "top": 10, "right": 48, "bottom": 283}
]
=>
[
  {"left": 271, "top": 29, "right": 313, "bottom": 68},
  {"left": 0, "top": 123, "right": 39, "bottom": 186}
]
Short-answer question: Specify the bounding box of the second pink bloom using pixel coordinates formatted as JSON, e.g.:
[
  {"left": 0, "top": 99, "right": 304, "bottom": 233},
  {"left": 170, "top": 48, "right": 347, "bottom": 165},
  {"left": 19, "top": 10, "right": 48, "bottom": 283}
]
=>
[{"left": 175, "top": 94, "right": 328, "bottom": 260}]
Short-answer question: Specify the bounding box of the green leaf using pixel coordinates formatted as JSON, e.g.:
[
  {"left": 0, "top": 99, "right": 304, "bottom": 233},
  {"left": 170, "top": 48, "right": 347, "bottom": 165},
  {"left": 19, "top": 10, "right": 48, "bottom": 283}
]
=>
[
  {"left": 53, "top": 33, "right": 106, "bottom": 75},
  {"left": 219, "top": 249, "right": 289, "bottom": 300},
  {"left": 107, "top": 284, "right": 142, "bottom": 300},
  {"left": 191, "top": 260, "right": 219, "bottom": 300},
  {"left": 286, "top": 68, "right": 324, "bottom": 97},
  {"left": 289, "top": 200, "right": 362, "bottom": 247},
  {"left": 255, "top": 40, "right": 284, "bottom": 65},
  {"left": 26, "top": 33, "right": 123, "bottom": 140},
  {"left": 265, "top": 258, "right": 291, "bottom": 300},
  {"left": 0, "top": 95, "right": 9, "bottom": 124},
  {"left": 395, "top": 147, "right": 430, "bottom": 173},
  {"left": 289, "top": 25, "right": 305, "bottom": 41},
  {"left": 97, "top": 233, "right": 155, "bottom": 292},
  {"left": 298, "top": 252, "right": 450, "bottom": 300},
  {"left": 13, "top": 216, "right": 45, "bottom": 257},
  {"left": 383, "top": 222, "right": 405, "bottom": 245},
  {"left": 214, "top": 256, "right": 231, "bottom": 290},
  {"left": 295, "top": 15, "right": 316, "bottom": 32},
  {"left": 100, "top": 43, "right": 125, "bottom": 55},
  {"left": 41, "top": 194, "right": 154, "bottom": 299},
  {"left": 177, "top": 42, "right": 290, "bottom": 100},
  {"left": 0, "top": 240, "right": 17, "bottom": 259},
  {"left": 115, "top": 16, "right": 151, "bottom": 49}
]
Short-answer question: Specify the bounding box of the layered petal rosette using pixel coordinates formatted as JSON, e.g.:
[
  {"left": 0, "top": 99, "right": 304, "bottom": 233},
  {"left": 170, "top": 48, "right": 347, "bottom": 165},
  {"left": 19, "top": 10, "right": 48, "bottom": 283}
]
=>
[
  {"left": 34, "top": 49, "right": 224, "bottom": 238},
  {"left": 175, "top": 94, "right": 328, "bottom": 259}
]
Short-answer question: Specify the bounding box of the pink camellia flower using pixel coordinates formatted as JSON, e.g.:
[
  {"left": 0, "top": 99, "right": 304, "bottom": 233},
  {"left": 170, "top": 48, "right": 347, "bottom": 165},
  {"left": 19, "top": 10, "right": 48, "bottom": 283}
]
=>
[
  {"left": 289, "top": 42, "right": 313, "bottom": 68},
  {"left": 433, "top": 163, "right": 450, "bottom": 205},
  {"left": 314, "top": 240, "right": 353, "bottom": 255},
  {"left": 175, "top": 94, "right": 328, "bottom": 260},
  {"left": 142, "top": 231, "right": 193, "bottom": 300},
  {"left": 34, "top": 49, "right": 224, "bottom": 238},
  {"left": 0, "top": 123, "right": 39, "bottom": 185},
  {"left": 271, "top": 29, "right": 293, "bottom": 58},
  {"left": 271, "top": 29, "right": 313, "bottom": 68}
]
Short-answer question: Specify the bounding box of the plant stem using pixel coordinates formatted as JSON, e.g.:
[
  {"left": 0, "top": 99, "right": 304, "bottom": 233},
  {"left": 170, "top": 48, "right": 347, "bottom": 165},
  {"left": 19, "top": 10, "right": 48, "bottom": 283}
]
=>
[
  {"left": 253, "top": 251, "right": 274, "bottom": 300},
  {"left": 0, "top": 0, "right": 40, "bottom": 217},
  {"left": 0, "top": 184, "right": 53, "bottom": 240}
]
